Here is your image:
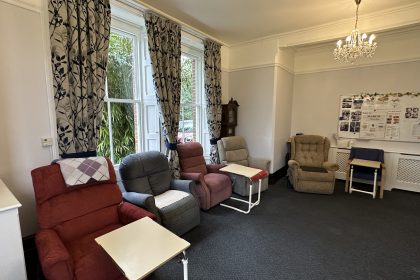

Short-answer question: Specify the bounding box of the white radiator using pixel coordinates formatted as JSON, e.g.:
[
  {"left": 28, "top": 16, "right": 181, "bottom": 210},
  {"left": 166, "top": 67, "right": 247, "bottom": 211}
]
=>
[{"left": 391, "top": 154, "right": 420, "bottom": 192}]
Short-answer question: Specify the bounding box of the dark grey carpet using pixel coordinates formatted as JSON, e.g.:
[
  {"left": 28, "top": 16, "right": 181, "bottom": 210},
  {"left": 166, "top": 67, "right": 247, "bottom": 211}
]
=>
[{"left": 148, "top": 179, "right": 420, "bottom": 280}]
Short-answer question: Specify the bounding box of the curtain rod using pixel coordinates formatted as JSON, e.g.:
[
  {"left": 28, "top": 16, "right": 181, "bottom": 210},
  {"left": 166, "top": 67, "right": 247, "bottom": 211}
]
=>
[{"left": 113, "top": 0, "right": 227, "bottom": 47}]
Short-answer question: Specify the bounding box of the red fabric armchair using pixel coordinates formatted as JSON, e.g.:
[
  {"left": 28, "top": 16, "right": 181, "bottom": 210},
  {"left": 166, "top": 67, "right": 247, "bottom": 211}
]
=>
[
  {"left": 177, "top": 142, "right": 232, "bottom": 210},
  {"left": 31, "top": 158, "right": 155, "bottom": 280}
]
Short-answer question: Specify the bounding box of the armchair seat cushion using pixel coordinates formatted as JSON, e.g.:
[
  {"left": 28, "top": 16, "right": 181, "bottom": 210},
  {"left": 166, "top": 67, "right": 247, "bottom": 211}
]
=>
[
  {"left": 204, "top": 173, "right": 231, "bottom": 194},
  {"left": 66, "top": 224, "right": 125, "bottom": 280},
  {"left": 204, "top": 173, "right": 232, "bottom": 206},
  {"left": 154, "top": 190, "right": 190, "bottom": 209},
  {"left": 298, "top": 169, "right": 335, "bottom": 182},
  {"left": 157, "top": 194, "right": 200, "bottom": 235}
]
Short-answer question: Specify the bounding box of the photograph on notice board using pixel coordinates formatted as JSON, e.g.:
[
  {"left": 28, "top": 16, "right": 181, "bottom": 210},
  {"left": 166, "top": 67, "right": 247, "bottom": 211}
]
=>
[
  {"left": 351, "top": 110, "right": 362, "bottom": 122},
  {"left": 339, "top": 122, "right": 349, "bottom": 132},
  {"left": 350, "top": 121, "right": 360, "bottom": 133},
  {"left": 341, "top": 97, "right": 353, "bottom": 109},
  {"left": 339, "top": 110, "right": 350, "bottom": 121},
  {"left": 405, "top": 107, "right": 419, "bottom": 119},
  {"left": 342, "top": 102, "right": 352, "bottom": 109},
  {"left": 353, "top": 99, "right": 364, "bottom": 109}
]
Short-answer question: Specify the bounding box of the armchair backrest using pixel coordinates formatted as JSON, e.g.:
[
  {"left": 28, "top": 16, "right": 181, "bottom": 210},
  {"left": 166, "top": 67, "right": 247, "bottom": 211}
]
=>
[
  {"left": 217, "top": 136, "right": 249, "bottom": 166},
  {"left": 291, "top": 135, "right": 330, "bottom": 167},
  {"left": 119, "top": 151, "right": 172, "bottom": 196},
  {"left": 177, "top": 142, "right": 208, "bottom": 175},
  {"left": 31, "top": 158, "right": 122, "bottom": 242},
  {"left": 349, "top": 147, "right": 384, "bottom": 163}
]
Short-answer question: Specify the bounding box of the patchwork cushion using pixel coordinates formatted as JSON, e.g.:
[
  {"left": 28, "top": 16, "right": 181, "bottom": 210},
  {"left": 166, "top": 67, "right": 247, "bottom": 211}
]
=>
[{"left": 57, "top": 157, "right": 110, "bottom": 187}]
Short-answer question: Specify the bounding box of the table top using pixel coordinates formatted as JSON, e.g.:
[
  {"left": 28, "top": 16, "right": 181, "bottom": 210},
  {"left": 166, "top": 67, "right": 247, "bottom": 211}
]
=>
[
  {"left": 220, "top": 163, "right": 265, "bottom": 179},
  {"left": 350, "top": 158, "right": 381, "bottom": 169},
  {"left": 0, "top": 179, "right": 21, "bottom": 212},
  {"left": 95, "top": 217, "right": 190, "bottom": 280}
]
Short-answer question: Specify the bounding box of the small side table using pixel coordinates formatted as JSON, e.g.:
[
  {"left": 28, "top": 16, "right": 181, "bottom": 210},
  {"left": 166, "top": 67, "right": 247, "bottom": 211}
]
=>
[
  {"left": 95, "top": 217, "right": 190, "bottom": 280},
  {"left": 220, "top": 164, "right": 268, "bottom": 214},
  {"left": 346, "top": 158, "right": 383, "bottom": 199}
]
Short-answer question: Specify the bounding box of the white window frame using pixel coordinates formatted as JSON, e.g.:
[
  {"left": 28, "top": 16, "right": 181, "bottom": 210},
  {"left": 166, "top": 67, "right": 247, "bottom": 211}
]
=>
[
  {"left": 180, "top": 43, "right": 210, "bottom": 159},
  {"left": 103, "top": 2, "right": 210, "bottom": 163}
]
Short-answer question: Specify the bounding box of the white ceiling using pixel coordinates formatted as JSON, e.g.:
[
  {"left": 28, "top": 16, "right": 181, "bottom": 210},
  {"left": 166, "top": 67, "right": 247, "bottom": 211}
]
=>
[{"left": 139, "top": 0, "right": 420, "bottom": 45}]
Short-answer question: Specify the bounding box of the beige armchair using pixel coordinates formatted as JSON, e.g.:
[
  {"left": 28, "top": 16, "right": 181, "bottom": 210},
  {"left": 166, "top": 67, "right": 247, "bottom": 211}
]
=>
[
  {"left": 287, "top": 135, "right": 338, "bottom": 194},
  {"left": 217, "top": 136, "right": 270, "bottom": 196}
]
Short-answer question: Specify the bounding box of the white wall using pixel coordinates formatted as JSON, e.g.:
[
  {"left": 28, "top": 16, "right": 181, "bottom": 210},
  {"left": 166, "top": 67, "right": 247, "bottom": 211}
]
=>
[
  {"left": 229, "top": 67, "right": 275, "bottom": 168},
  {"left": 291, "top": 60, "right": 420, "bottom": 153},
  {"left": 272, "top": 66, "right": 294, "bottom": 171},
  {"left": 0, "top": 1, "right": 53, "bottom": 237}
]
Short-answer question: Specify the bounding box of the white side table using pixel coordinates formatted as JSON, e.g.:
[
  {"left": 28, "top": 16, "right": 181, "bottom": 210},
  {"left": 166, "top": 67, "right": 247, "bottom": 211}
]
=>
[
  {"left": 95, "top": 217, "right": 190, "bottom": 280},
  {"left": 220, "top": 164, "right": 268, "bottom": 214},
  {"left": 0, "top": 179, "right": 27, "bottom": 280}
]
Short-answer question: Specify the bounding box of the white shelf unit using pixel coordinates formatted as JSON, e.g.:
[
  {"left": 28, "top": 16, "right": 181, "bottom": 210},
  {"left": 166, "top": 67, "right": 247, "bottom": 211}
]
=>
[{"left": 0, "top": 179, "right": 27, "bottom": 280}]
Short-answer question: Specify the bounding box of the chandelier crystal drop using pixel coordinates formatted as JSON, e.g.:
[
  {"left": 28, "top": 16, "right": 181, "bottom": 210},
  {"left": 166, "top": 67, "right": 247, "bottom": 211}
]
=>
[{"left": 333, "top": 0, "right": 377, "bottom": 63}]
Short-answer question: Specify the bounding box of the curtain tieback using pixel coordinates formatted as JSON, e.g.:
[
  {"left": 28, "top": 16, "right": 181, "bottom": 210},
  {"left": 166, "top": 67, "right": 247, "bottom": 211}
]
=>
[
  {"left": 210, "top": 137, "right": 221, "bottom": 145},
  {"left": 165, "top": 140, "right": 178, "bottom": 150}
]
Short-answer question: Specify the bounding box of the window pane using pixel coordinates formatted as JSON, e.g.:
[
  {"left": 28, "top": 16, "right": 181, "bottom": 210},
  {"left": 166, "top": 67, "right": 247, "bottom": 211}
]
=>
[
  {"left": 111, "top": 102, "right": 136, "bottom": 164},
  {"left": 98, "top": 105, "right": 111, "bottom": 159},
  {"left": 178, "top": 106, "right": 197, "bottom": 143},
  {"left": 181, "top": 56, "right": 196, "bottom": 105},
  {"left": 107, "top": 32, "right": 134, "bottom": 99}
]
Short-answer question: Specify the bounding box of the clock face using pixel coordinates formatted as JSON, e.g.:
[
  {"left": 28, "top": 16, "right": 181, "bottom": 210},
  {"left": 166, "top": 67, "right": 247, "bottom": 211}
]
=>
[{"left": 228, "top": 110, "right": 234, "bottom": 124}]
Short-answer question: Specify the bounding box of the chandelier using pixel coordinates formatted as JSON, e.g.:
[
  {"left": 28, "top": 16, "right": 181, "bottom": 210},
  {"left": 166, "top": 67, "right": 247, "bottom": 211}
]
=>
[{"left": 333, "top": 0, "right": 377, "bottom": 63}]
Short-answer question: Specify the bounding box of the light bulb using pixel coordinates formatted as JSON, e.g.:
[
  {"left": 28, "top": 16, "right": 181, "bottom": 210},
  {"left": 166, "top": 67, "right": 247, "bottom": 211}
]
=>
[
  {"left": 369, "top": 34, "right": 376, "bottom": 44},
  {"left": 346, "top": 36, "right": 351, "bottom": 42},
  {"left": 337, "top": 40, "right": 342, "bottom": 47},
  {"left": 362, "top": 33, "right": 367, "bottom": 40}
]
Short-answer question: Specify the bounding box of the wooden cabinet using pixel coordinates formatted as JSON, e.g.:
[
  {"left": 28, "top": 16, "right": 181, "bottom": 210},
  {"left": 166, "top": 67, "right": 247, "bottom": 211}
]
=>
[
  {"left": 221, "top": 98, "right": 239, "bottom": 138},
  {"left": 0, "top": 179, "right": 27, "bottom": 280}
]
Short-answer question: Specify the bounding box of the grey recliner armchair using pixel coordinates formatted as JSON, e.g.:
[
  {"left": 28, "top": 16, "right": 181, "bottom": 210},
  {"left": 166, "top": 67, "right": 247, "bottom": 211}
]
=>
[
  {"left": 118, "top": 151, "right": 200, "bottom": 236},
  {"left": 217, "top": 136, "right": 270, "bottom": 196},
  {"left": 287, "top": 135, "right": 338, "bottom": 194}
]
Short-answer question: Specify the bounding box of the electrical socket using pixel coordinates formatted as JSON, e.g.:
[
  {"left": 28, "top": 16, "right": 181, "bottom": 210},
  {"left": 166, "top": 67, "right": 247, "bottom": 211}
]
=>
[{"left": 41, "top": 137, "right": 53, "bottom": 147}]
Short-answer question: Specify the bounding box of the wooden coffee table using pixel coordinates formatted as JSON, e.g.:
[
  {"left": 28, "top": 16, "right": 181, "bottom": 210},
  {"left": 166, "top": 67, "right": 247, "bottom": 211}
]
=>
[{"left": 95, "top": 217, "right": 190, "bottom": 280}]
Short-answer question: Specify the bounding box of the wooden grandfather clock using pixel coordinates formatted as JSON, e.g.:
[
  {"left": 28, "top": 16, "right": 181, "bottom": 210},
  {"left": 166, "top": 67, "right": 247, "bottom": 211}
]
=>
[{"left": 220, "top": 98, "right": 239, "bottom": 137}]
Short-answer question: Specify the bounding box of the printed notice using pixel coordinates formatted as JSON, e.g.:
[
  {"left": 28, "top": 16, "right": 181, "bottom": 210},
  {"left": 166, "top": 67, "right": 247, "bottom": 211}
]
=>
[
  {"left": 385, "top": 125, "right": 400, "bottom": 140},
  {"left": 360, "top": 111, "right": 386, "bottom": 139}
]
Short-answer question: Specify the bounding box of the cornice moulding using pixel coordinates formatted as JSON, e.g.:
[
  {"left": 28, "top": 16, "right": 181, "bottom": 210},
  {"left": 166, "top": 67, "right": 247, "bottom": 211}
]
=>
[
  {"left": 294, "top": 57, "right": 420, "bottom": 75},
  {"left": 230, "top": 2, "right": 420, "bottom": 48}
]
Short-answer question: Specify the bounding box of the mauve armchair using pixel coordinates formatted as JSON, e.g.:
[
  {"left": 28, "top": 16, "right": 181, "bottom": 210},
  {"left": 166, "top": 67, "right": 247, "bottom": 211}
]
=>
[
  {"left": 31, "top": 158, "right": 155, "bottom": 280},
  {"left": 177, "top": 142, "right": 232, "bottom": 210}
]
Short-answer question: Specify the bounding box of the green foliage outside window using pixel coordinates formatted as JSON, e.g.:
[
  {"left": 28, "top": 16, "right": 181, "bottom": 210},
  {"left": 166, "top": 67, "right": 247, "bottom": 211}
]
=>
[
  {"left": 180, "top": 56, "right": 194, "bottom": 127},
  {"left": 97, "top": 34, "right": 197, "bottom": 163},
  {"left": 97, "top": 33, "right": 136, "bottom": 164}
]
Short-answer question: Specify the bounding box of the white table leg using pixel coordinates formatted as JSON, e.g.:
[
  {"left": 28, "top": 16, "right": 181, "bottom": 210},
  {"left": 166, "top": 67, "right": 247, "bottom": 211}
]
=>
[
  {"left": 373, "top": 169, "right": 378, "bottom": 199},
  {"left": 349, "top": 165, "right": 354, "bottom": 194},
  {"left": 182, "top": 251, "right": 188, "bottom": 280}
]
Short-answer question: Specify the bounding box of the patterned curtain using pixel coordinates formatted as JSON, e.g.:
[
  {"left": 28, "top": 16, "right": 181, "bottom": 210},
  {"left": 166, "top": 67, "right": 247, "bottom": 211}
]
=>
[
  {"left": 48, "top": 0, "right": 111, "bottom": 156},
  {"left": 145, "top": 12, "right": 181, "bottom": 179},
  {"left": 204, "top": 39, "right": 222, "bottom": 163}
]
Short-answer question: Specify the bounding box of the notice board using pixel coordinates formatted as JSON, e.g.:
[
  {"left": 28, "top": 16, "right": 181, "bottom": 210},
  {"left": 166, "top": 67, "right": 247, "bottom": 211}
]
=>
[{"left": 337, "top": 92, "right": 420, "bottom": 142}]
